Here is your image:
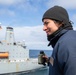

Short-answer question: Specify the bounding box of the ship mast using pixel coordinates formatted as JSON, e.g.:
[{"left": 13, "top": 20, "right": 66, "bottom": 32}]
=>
[{"left": 5, "top": 27, "right": 15, "bottom": 44}]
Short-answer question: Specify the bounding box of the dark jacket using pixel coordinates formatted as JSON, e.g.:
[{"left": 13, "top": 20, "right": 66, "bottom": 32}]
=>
[{"left": 49, "top": 29, "right": 76, "bottom": 75}]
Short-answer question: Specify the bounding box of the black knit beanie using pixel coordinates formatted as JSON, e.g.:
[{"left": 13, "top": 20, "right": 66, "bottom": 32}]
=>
[{"left": 42, "top": 6, "right": 70, "bottom": 25}]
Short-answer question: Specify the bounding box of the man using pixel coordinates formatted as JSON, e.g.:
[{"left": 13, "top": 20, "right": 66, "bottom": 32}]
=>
[{"left": 42, "top": 5, "right": 76, "bottom": 75}]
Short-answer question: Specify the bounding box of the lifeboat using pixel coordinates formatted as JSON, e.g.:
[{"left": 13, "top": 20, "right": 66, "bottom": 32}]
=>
[{"left": 0, "top": 52, "right": 9, "bottom": 58}]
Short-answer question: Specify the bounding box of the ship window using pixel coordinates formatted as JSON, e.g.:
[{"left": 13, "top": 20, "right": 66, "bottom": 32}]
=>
[{"left": 13, "top": 42, "right": 16, "bottom": 45}]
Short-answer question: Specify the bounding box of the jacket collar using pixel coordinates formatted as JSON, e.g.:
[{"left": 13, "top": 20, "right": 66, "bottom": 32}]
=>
[{"left": 48, "top": 29, "right": 68, "bottom": 48}]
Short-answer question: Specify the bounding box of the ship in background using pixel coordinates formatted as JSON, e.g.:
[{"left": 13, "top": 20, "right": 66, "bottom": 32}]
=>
[{"left": 0, "top": 27, "right": 46, "bottom": 74}]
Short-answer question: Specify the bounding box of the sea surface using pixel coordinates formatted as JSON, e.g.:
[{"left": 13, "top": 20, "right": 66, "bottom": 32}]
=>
[
  {"left": 29, "top": 50, "right": 52, "bottom": 58},
  {"left": 21, "top": 50, "right": 52, "bottom": 75}
]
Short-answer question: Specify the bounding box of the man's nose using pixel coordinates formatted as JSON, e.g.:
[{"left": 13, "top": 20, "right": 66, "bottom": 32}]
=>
[{"left": 43, "top": 25, "right": 47, "bottom": 31}]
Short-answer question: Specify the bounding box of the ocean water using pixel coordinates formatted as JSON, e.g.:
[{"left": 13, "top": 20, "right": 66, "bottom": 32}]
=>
[
  {"left": 21, "top": 50, "right": 52, "bottom": 75},
  {"left": 29, "top": 50, "right": 52, "bottom": 58},
  {"left": 20, "top": 67, "right": 49, "bottom": 75}
]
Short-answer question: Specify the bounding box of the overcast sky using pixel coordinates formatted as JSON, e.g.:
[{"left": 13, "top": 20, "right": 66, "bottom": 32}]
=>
[{"left": 0, "top": 0, "right": 76, "bottom": 50}]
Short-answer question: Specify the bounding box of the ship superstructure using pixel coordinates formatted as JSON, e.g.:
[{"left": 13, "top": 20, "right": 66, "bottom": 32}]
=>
[{"left": 0, "top": 27, "right": 45, "bottom": 74}]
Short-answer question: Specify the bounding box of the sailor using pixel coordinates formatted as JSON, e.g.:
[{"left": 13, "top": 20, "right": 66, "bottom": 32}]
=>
[{"left": 42, "top": 5, "right": 76, "bottom": 75}]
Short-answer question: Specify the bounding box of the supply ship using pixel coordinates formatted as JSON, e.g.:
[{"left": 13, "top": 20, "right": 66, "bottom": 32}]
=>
[{"left": 0, "top": 27, "right": 46, "bottom": 74}]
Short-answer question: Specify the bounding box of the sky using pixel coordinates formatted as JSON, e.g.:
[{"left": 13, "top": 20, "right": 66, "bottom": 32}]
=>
[{"left": 0, "top": 0, "right": 76, "bottom": 50}]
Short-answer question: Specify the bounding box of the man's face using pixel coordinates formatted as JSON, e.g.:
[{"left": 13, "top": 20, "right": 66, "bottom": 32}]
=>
[{"left": 43, "top": 19, "right": 61, "bottom": 35}]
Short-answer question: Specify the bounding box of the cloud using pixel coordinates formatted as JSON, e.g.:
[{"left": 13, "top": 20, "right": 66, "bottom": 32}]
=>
[
  {"left": 0, "top": 0, "right": 24, "bottom": 5},
  {"left": 70, "top": 14, "right": 76, "bottom": 27},
  {"left": 0, "top": 9, "right": 15, "bottom": 16},
  {"left": 47, "top": 0, "right": 76, "bottom": 9},
  {"left": 72, "top": 14, "right": 76, "bottom": 21},
  {"left": 0, "top": 0, "right": 38, "bottom": 11},
  {"left": 14, "top": 25, "right": 47, "bottom": 42},
  {"left": 0, "top": 0, "right": 39, "bottom": 16}
]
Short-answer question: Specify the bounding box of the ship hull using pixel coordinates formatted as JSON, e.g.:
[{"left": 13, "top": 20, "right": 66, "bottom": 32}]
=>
[
  {"left": 0, "top": 58, "right": 46, "bottom": 74},
  {"left": 1, "top": 67, "right": 48, "bottom": 75}
]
